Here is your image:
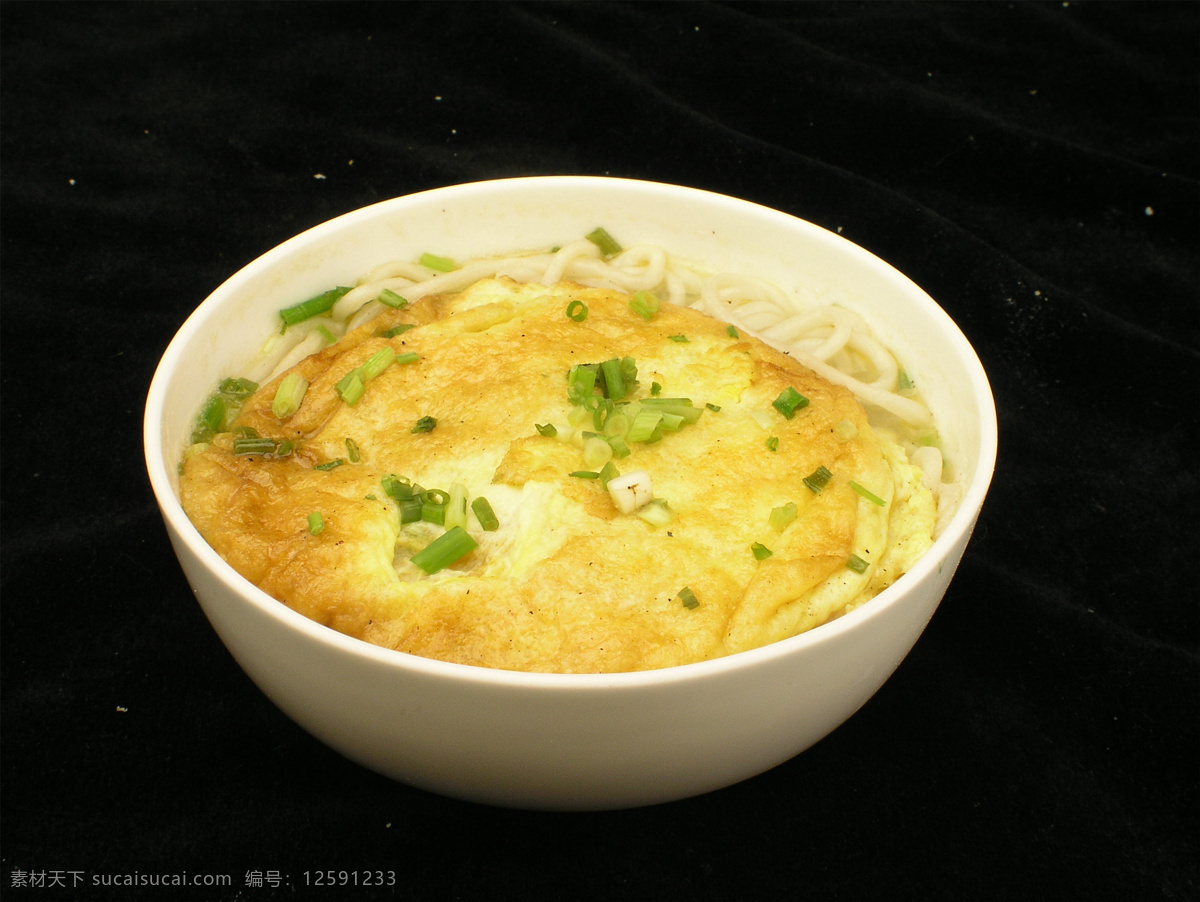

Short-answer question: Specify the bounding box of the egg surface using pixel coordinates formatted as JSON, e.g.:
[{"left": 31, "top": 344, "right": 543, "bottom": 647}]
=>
[{"left": 179, "top": 279, "right": 935, "bottom": 672}]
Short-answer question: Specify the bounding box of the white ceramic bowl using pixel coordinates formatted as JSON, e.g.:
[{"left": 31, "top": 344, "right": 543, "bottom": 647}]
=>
[{"left": 144, "top": 177, "right": 997, "bottom": 810}]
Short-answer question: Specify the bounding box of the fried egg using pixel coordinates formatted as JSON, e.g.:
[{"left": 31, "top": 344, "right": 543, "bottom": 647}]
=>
[{"left": 180, "top": 279, "right": 935, "bottom": 673}]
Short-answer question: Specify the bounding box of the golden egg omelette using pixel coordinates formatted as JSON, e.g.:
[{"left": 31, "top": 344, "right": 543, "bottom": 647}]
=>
[{"left": 179, "top": 278, "right": 936, "bottom": 673}]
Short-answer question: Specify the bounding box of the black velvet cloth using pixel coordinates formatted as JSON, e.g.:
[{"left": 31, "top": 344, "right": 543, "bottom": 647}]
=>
[{"left": 2, "top": 3, "right": 1196, "bottom": 900}]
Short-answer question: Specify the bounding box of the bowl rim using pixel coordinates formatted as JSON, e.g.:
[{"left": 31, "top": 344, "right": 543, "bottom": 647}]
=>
[{"left": 144, "top": 175, "right": 998, "bottom": 690}]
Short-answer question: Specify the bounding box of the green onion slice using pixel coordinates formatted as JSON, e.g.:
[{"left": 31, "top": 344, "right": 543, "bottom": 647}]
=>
[
  {"left": 773, "top": 386, "right": 810, "bottom": 419},
  {"left": 599, "top": 357, "right": 626, "bottom": 400},
  {"left": 381, "top": 474, "right": 413, "bottom": 500},
  {"left": 410, "top": 526, "right": 478, "bottom": 574},
  {"left": 535, "top": 422, "right": 558, "bottom": 437},
  {"left": 313, "top": 458, "right": 345, "bottom": 471},
  {"left": 336, "top": 370, "right": 365, "bottom": 406},
  {"left": 668, "top": 334, "right": 689, "bottom": 343},
  {"left": 678, "top": 587, "right": 700, "bottom": 609},
  {"left": 360, "top": 347, "right": 396, "bottom": 381},
  {"left": 191, "top": 394, "right": 226, "bottom": 444},
  {"left": 766, "top": 436, "right": 779, "bottom": 452},
  {"left": 445, "top": 483, "right": 469, "bottom": 531},
  {"left": 629, "top": 290, "right": 660, "bottom": 321},
  {"left": 280, "top": 286, "right": 351, "bottom": 328},
  {"left": 419, "top": 252, "right": 457, "bottom": 272},
  {"left": 344, "top": 437, "right": 361, "bottom": 463},
  {"left": 307, "top": 512, "right": 325, "bottom": 536},
  {"left": 378, "top": 288, "right": 408, "bottom": 308},
  {"left": 752, "top": 542, "right": 773, "bottom": 560},
  {"left": 769, "top": 502, "right": 798, "bottom": 532},
  {"left": 471, "top": 496, "right": 500, "bottom": 532},
  {"left": 566, "top": 299, "right": 588, "bottom": 322},
  {"left": 271, "top": 373, "right": 309, "bottom": 419},
  {"left": 232, "top": 436, "right": 278, "bottom": 455},
  {"left": 725, "top": 325, "right": 739, "bottom": 339},
  {"left": 846, "top": 554, "right": 870, "bottom": 574},
  {"left": 569, "top": 470, "right": 601, "bottom": 479},
  {"left": 585, "top": 226, "right": 622, "bottom": 257},
  {"left": 567, "top": 364, "right": 597, "bottom": 404},
  {"left": 803, "top": 466, "right": 834, "bottom": 493},
  {"left": 637, "top": 499, "right": 673, "bottom": 528},
  {"left": 412, "top": 415, "right": 437, "bottom": 434},
  {"left": 850, "top": 481, "right": 886, "bottom": 506}
]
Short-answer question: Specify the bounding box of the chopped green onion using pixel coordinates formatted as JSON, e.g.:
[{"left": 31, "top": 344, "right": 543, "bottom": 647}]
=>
[
  {"left": 360, "top": 347, "right": 396, "bottom": 381},
  {"left": 604, "top": 434, "right": 631, "bottom": 459},
  {"left": 421, "top": 497, "right": 446, "bottom": 525},
  {"left": 585, "top": 226, "right": 622, "bottom": 257},
  {"left": 345, "top": 437, "right": 361, "bottom": 462},
  {"left": 803, "top": 465, "right": 834, "bottom": 493},
  {"left": 773, "top": 386, "right": 810, "bottom": 419},
  {"left": 394, "top": 351, "right": 420, "bottom": 365},
  {"left": 639, "top": 398, "right": 702, "bottom": 424},
  {"left": 846, "top": 554, "right": 870, "bottom": 574},
  {"left": 657, "top": 412, "right": 686, "bottom": 432},
  {"left": 766, "top": 436, "right": 779, "bottom": 452},
  {"left": 381, "top": 323, "right": 416, "bottom": 338},
  {"left": 271, "top": 373, "right": 309, "bottom": 419},
  {"left": 280, "top": 286, "right": 351, "bottom": 328},
  {"left": 412, "top": 415, "right": 437, "bottom": 434},
  {"left": 316, "top": 324, "right": 336, "bottom": 345},
  {"left": 751, "top": 542, "right": 773, "bottom": 561},
  {"left": 570, "top": 470, "right": 601, "bottom": 479},
  {"left": 725, "top": 325, "right": 739, "bottom": 339},
  {"left": 307, "top": 512, "right": 325, "bottom": 536},
  {"left": 834, "top": 419, "right": 858, "bottom": 441},
  {"left": 275, "top": 439, "right": 294, "bottom": 456},
  {"left": 650, "top": 381, "right": 662, "bottom": 396},
  {"left": 378, "top": 288, "right": 408, "bottom": 308},
  {"left": 583, "top": 435, "right": 614, "bottom": 469},
  {"left": 535, "top": 422, "right": 558, "bottom": 437},
  {"left": 678, "top": 587, "right": 699, "bottom": 609},
  {"left": 668, "top": 334, "right": 689, "bottom": 343},
  {"left": 626, "top": 408, "right": 663, "bottom": 443},
  {"left": 706, "top": 402, "right": 721, "bottom": 412},
  {"left": 598, "top": 460, "right": 620, "bottom": 487},
  {"left": 769, "top": 502, "right": 798, "bottom": 531},
  {"left": 637, "top": 499, "right": 673, "bottom": 528},
  {"left": 233, "top": 436, "right": 277, "bottom": 455},
  {"left": 191, "top": 394, "right": 226, "bottom": 444},
  {"left": 314, "top": 458, "right": 345, "bottom": 471},
  {"left": 898, "top": 371, "right": 913, "bottom": 392},
  {"left": 445, "top": 483, "right": 469, "bottom": 531},
  {"left": 567, "top": 364, "right": 597, "bottom": 404},
  {"left": 566, "top": 299, "right": 588, "bottom": 322},
  {"left": 336, "top": 369, "right": 365, "bottom": 406},
  {"left": 410, "top": 526, "right": 478, "bottom": 574},
  {"left": 381, "top": 474, "right": 414, "bottom": 501},
  {"left": 471, "top": 496, "right": 499, "bottom": 531},
  {"left": 629, "top": 290, "right": 660, "bottom": 321},
  {"left": 219, "top": 377, "right": 259, "bottom": 400},
  {"left": 607, "top": 470, "right": 653, "bottom": 514},
  {"left": 399, "top": 497, "right": 423, "bottom": 524},
  {"left": 850, "top": 481, "right": 886, "bottom": 506},
  {"left": 419, "top": 252, "right": 457, "bottom": 272},
  {"left": 599, "top": 357, "right": 626, "bottom": 400}
]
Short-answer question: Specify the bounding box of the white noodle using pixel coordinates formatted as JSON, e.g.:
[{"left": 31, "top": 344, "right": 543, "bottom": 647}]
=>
[{"left": 255, "top": 242, "right": 944, "bottom": 492}]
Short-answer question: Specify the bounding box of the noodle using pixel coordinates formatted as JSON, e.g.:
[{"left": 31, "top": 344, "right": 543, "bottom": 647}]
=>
[{"left": 255, "top": 242, "right": 949, "bottom": 512}]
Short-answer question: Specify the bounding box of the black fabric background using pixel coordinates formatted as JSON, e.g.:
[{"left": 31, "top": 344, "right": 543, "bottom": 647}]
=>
[{"left": 2, "top": 3, "right": 1197, "bottom": 900}]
